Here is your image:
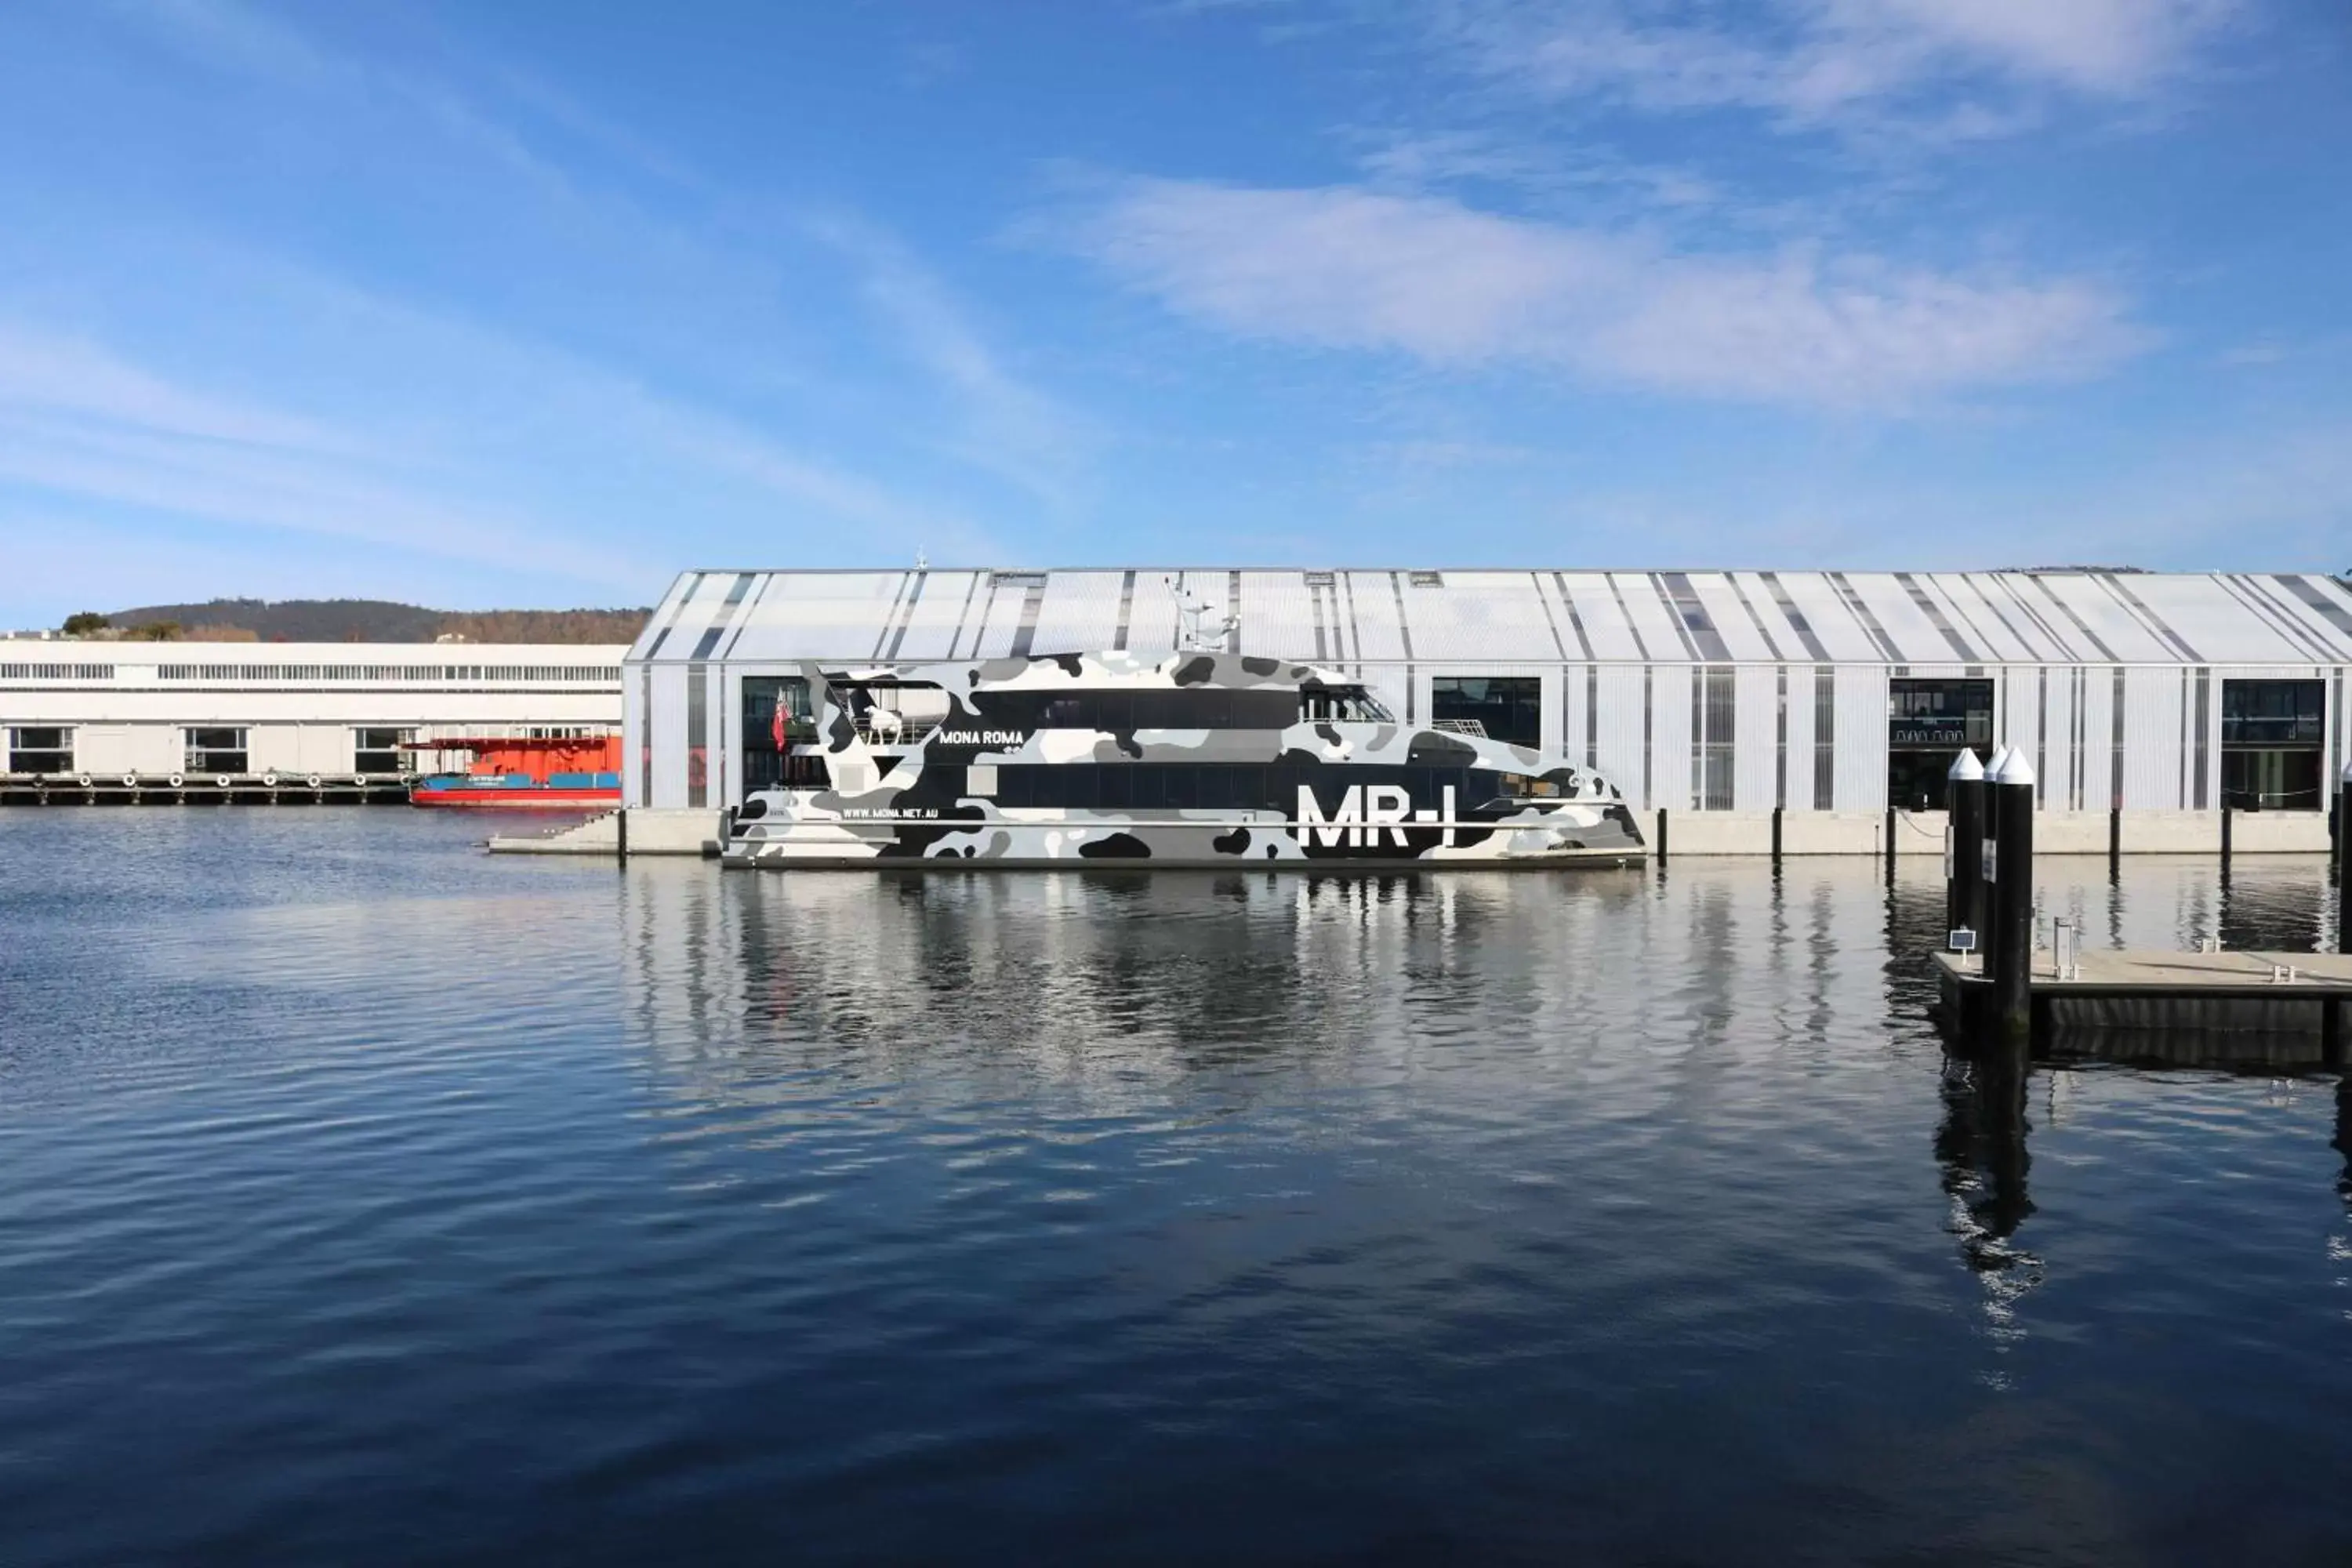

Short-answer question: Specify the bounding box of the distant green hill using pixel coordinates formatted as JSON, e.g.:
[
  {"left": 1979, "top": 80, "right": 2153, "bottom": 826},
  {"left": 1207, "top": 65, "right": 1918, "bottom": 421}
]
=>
[{"left": 102, "top": 598, "right": 649, "bottom": 645}]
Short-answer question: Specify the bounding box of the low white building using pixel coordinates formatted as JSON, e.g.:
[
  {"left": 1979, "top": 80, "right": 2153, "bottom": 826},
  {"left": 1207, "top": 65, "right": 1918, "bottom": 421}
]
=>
[{"left": 2, "top": 644, "right": 626, "bottom": 788}]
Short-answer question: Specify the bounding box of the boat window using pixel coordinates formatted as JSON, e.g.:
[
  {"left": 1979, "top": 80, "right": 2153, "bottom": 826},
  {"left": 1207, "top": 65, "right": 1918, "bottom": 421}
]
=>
[
  {"left": 1008, "top": 689, "right": 1298, "bottom": 731},
  {"left": 1301, "top": 686, "right": 1395, "bottom": 724}
]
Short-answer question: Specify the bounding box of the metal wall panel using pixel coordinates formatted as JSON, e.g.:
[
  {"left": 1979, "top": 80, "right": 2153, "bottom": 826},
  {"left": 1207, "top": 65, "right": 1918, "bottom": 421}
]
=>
[
  {"left": 648, "top": 661, "right": 689, "bottom": 810},
  {"left": 1555, "top": 574, "right": 1645, "bottom": 661},
  {"left": 1563, "top": 663, "right": 1599, "bottom": 771},
  {"left": 1594, "top": 665, "right": 1650, "bottom": 808},
  {"left": 1616, "top": 575, "right": 1690, "bottom": 662},
  {"left": 1733, "top": 664, "right": 1779, "bottom": 811},
  {"left": 1236, "top": 571, "right": 1323, "bottom": 659},
  {"left": 891, "top": 570, "right": 989, "bottom": 660},
  {"left": 622, "top": 666, "right": 646, "bottom": 808},
  {"left": 1846, "top": 572, "right": 1949, "bottom": 663},
  {"left": 1690, "top": 575, "right": 1777, "bottom": 662},
  {"left": 2038, "top": 575, "right": 2175, "bottom": 663},
  {"left": 1918, "top": 575, "right": 2025, "bottom": 662},
  {"left": 1402, "top": 572, "right": 1559, "bottom": 661},
  {"left": 965, "top": 575, "right": 1027, "bottom": 659},
  {"left": 1335, "top": 572, "right": 1410, "bottom": 662},
  {"left": 1779, "top": 664, "right": 1814, "bottom": 810},
  {"left": 1727, "top": 573, "right": 1809, "bottom": 661},
  {"left": 1028, "top": 571, "right": 1128, "bottom": 656},
  {"left": 1969, "top": 577, "right": 2078, "bottom": 663},
  {"left": 728, "top": 572, "right": 906, "bottom": 660},
  {"left": 2122, "top": 666, "right": 2186, "bottom": 808},
  {"left": 1833, "top": 669, "right": 1889, "bottom": 811},
  {"left": 630, "top": 572, "right": 699, "bottom": 661},
  {"left": 1649, "top": 663, "right": 1693, "bottom": 811},
  {"left": 1776, "top": 574, "right": 1884, "bottom": 662},
  {"left": 2039, "top": 666, "right": 2076, "bottom": 809}
]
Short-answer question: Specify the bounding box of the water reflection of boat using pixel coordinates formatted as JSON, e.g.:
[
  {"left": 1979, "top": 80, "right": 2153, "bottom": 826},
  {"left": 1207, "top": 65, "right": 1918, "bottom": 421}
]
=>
[{"left": 726, "top": 652, "right": 1646, "bottom": 869}]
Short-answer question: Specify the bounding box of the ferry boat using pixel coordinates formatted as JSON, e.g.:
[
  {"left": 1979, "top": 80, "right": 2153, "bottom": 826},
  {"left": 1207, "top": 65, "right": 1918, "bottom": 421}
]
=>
[
  {"left": 724, "top": 651, "right": 1645, "bottom": 868},
  {"left": 408, "top": 733, "right": 622, "bottom": 811}
]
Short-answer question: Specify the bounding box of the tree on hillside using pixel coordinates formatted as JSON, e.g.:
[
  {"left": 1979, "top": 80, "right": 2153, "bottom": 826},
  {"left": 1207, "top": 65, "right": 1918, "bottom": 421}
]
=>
[{"left": 62, "top": 612, "right": 107, "bottom": 635}]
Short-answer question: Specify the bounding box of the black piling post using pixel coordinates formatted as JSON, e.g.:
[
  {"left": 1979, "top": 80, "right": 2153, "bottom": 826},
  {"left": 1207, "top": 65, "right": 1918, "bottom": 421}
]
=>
[
  {"left": 1947, "top": 749, "right": 1986, "bottom": 949},
  {"left": 1885, "top": 804, "right": 1896, "bottom": 886},
  {"left": 2332, "top": 764, "right": 2345, "bottom": 884},
  {"left": 617, "top": 804, "right": 629, "bottom": 866},
  {"left": 2107, "top": 805, "right": 2121, "bottom": 876},
  {"left": 1990, "top": 748, "right": 2038, "bottom": 1046},
  {"left": 2220, "top": 802, "right": 2232, "bottom": 877},
  {"left": 1770, "top": 804, "right": 1783, "bottom": 874},
  {"left": 1655, "top": 808, "right": 1668, "bottom": 867},
  {"left": 2337, "top": 762, "right": 2351, "bottom": 953}
]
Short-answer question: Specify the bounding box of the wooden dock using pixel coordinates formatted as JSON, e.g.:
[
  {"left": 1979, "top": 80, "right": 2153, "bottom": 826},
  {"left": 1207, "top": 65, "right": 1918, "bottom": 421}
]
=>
[{"left": 1936, "top": 948, "right": 2352, "bottom": 1065}]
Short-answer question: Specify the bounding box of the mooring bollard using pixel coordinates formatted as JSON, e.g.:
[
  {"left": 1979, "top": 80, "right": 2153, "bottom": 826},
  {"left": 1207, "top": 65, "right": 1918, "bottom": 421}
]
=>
[
  {"left": 1947, "top": 748, "right": 1986, "bottom": 951},
  {"left": 1990, "top": 747, "right": 2037, "bottom": 1044}
]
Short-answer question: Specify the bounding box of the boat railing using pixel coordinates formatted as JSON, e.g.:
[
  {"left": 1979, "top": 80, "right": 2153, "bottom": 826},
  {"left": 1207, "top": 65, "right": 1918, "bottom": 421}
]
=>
[
  {"left": 853, "top": 713, "right": 943, "bottom": 746},
  {"left": 1432, "top": 719, "right": 1489, "bottom": 738}
]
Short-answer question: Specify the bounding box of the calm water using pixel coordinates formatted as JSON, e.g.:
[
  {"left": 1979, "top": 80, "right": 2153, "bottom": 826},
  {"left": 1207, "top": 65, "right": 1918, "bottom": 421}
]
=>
[{"left": 3, "top": 811, "right": 2350, "bottom": 1566}]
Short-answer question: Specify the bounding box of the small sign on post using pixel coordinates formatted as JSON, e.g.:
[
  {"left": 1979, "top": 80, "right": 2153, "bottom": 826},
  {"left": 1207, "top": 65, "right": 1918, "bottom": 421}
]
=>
[
  {"left": 1982, "top": 840, "right": 1998, "bottom": 882},
  {"left": 1949, "top": 927, "right": 1977, "bottom": 968}
]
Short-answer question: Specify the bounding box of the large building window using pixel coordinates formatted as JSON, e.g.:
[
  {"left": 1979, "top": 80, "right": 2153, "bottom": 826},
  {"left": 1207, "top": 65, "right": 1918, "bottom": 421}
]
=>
[
  {"left": 742, "top": 676, "right": 815, "bottom": 793},
  {"left": 185, "top": 728, "right": 249, "bottom": 775},
  {"left": 2220, "top": 679, "right": 2325, "bottom": 810},
  {"left": 354, "top": 728, "right": 413, "bottom": 774},
  {"left": 7, "top": 726, "right": 73, "bottom": 774},
  {"left": 1431, "top": 676, "right": 1541, "bottom": 747},
  {"left": 1886, "top": 677, "right": 1993, "bottom": 810}
]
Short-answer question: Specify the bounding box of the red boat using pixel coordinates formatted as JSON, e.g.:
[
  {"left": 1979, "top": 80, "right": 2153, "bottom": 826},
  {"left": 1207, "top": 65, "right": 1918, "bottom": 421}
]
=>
[{"left": 406, "top": 733, "right": 623, "bottom": 809}]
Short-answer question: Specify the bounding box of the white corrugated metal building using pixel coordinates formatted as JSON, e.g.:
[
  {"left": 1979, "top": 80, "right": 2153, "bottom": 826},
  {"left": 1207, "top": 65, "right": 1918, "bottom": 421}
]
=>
[
  {"left": 2, "top": 644, "right": 626, "bottom": 786},
  {"left": 623, "top": 568, "right": 2352, "bottom": 848}
]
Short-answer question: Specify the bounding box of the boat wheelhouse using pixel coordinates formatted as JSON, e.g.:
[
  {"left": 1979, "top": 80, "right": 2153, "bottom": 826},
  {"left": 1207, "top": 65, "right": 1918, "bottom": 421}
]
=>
[{"left": 724, "top": 651, "right": 1645, "bottom": 868}]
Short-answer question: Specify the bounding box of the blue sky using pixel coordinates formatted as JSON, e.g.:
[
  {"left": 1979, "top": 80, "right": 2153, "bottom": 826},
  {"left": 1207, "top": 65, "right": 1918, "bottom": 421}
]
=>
[{"left": 1, "top": 0, "right": 2347, "bottom": 622}]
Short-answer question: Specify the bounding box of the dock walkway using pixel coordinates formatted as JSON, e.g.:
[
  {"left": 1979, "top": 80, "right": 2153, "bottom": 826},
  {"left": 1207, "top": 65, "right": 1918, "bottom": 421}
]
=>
[{"left": 1935, "top": 948, "right": 2352, "bottom": 1057}]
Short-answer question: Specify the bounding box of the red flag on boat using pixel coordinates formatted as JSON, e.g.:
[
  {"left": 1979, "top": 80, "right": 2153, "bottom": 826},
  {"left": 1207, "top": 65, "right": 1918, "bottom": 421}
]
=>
[{"left": 771, "top": 688, "right": 789, "bottom": 752}]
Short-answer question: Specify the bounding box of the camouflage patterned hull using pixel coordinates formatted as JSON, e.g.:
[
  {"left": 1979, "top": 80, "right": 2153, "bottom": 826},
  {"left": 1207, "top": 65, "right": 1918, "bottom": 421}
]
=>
[{"left": 723, "top": 650, "right": 1646, "bottom": 870}]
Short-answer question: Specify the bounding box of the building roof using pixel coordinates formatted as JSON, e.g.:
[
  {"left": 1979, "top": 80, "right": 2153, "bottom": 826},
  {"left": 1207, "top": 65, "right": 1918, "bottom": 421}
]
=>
[{"left": 630, "top": 569, "right": 2352, "bottom": 669}]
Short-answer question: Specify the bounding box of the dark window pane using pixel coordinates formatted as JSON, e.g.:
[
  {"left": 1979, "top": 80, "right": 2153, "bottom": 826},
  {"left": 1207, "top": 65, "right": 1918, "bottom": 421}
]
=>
[{"left": 1432, "top": 677, "right": 1541, "bottom": 746}]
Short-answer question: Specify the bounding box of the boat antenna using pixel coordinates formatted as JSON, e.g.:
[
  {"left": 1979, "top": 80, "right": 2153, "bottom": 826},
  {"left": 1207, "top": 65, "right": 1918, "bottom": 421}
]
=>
[{"left": 1166, "top": 575, "right": 1241, "bottom": 652}]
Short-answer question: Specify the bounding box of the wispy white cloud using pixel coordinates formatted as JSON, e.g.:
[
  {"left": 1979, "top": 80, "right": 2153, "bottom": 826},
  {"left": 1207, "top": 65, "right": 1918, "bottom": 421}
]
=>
[
  {"left": 80, "top": 0, "right": 1070, "bottom": 557},
  {"left": 803, "top": 213, "right": 1094, "bottom": 511},
  {"left": 1058, "top": 177, "right": 2143, "bottom": 405},
  {"left": 0, "top": 322, "right": 344, "bottom": 452},
  {"left": 1433, "top": 0, "right": 2244, "bottom": 130}
]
